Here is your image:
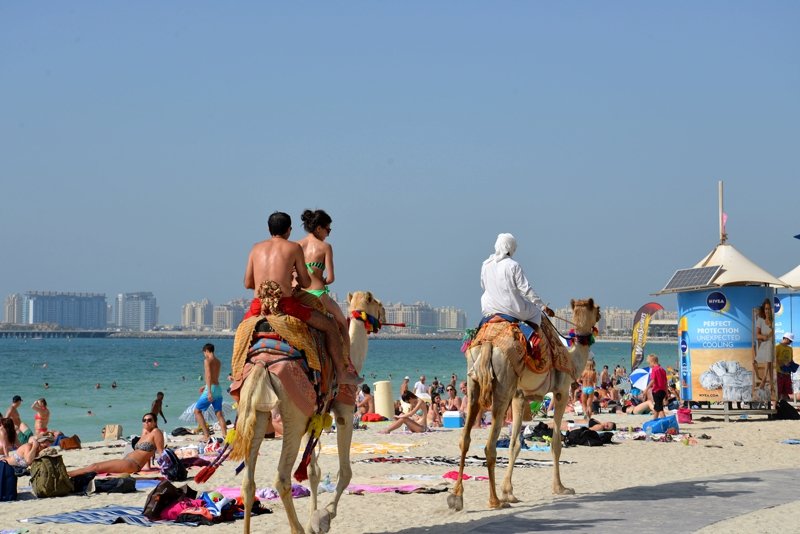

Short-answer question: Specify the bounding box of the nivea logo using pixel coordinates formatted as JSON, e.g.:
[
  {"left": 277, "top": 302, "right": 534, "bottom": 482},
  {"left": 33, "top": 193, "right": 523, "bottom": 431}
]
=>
[
  {"left": 680, "top": 338, "right": 688, "bottom": 353},
  {"left": 774, "top": 296, "right": 782, "bottom": 315},
  {"left": 707, "top": 291, "right": 727, "bottom": 311}
]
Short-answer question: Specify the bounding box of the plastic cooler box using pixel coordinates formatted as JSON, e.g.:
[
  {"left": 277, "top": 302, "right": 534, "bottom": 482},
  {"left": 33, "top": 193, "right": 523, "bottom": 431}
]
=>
[{"left": 443, "top": 411, "right": 465, "bottom": 428}]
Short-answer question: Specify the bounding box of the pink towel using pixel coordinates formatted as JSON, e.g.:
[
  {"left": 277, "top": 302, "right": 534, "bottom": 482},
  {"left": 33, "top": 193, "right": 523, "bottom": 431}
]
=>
[{"left": 442, "top": 470, "right": 488, "bottom": 481}]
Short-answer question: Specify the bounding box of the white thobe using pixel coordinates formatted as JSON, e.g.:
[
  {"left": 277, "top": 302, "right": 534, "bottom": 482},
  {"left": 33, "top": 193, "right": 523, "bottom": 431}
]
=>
[{"left": 480, "top": 256, "right": 546, "bottom": 325}]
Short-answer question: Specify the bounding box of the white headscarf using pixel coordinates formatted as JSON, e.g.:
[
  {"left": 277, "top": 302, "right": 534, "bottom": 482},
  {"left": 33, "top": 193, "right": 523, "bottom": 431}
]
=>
[{"left": 485, "top": 233, "right": 517, "bottom": 263}]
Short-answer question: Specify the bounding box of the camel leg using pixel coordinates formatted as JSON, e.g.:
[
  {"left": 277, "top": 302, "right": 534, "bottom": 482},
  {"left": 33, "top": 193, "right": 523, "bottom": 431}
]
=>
[
  {"left": 551, "top": 389, "right": 574, "bottom": 495},
  {"left": 310, "top": 401, "right": 353, "bottom": 533},
  {"left": 276, "top": 404, "right": 308, "bottom": 534},
  {"left": 500, "top": 392, "right": 525, "bottom": 504},
  {"left": 485, "top": 393, "right": 513, "bottom": 510},
  {"left": 306, "top": 433, "right": 322, "bottom": 530},
  {"left": 448, "top": 378, "right": 482, "bottom": 512},
  {"left": 242, "top": 410, "right": 269, "bottom": 534}
]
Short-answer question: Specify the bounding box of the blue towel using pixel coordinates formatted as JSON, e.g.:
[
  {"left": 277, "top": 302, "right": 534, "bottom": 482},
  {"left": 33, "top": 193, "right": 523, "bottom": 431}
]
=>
[
  {"left": 135, "top": 479, "right": 161, "bottom": 490},
  {"left": 781, "top": 439, "right": 800, "bottom": 445},
  {"left": 21, "top": 505, "right": 152, "bottom": 526}
]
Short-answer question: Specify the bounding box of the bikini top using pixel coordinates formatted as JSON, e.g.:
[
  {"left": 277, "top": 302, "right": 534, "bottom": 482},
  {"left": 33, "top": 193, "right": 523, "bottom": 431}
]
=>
[
  {"left": 134, "top": 441, "right": 156, "bottom": 452},
  {"left": 305, "top": 261, "right": 325, "bottom": 274}
]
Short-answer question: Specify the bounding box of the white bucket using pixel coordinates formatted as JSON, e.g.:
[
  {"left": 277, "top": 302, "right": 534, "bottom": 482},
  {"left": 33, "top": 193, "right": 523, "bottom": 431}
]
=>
[{"left": 373, "top": 380, "right": 394, "bottom": 419}]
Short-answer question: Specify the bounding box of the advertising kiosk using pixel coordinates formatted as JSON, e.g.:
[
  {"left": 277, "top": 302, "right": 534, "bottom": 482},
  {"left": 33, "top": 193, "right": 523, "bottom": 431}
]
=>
[
  {"left": 777, "top": 264, "right": 800, "bottom": 370},
  {"left": 658, "top": 243, "right": 788, "bottom": 420}
]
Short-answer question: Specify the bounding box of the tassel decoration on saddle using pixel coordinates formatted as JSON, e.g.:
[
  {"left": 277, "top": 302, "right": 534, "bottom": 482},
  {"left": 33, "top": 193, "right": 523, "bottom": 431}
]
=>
[
  {"left": 293, "top": 413, "right": 333, "bottom": 482},
  {"left": 194, "top": 429, "right": 237, "bottom": 483}
]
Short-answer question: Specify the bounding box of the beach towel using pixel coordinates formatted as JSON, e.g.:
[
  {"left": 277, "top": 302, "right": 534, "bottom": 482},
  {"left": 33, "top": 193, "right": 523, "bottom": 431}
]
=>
[
  {"left": 442, "top": 470, "right": 489, "bottom": 481},
  {"left": 354, "top": 455, "right": 572, "bottom": 468},
  {"left": 20, "top": 505, "right": 152, "bottom": 526},
  {"left": 320, "top": 442, "right": 420, "bottom": 455}
]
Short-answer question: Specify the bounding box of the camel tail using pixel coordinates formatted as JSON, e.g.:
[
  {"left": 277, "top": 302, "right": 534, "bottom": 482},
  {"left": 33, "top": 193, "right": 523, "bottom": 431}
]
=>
[
  {"left": 477, "top": 342, "right": 494, "bottom": 409},
  {"left": 230, "top": 364, "right": 268, "bottom": 461}
]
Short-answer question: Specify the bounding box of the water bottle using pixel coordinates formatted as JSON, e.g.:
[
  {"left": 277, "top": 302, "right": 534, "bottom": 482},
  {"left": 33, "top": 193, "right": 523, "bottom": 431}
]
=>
[{"left": 645, "top": 427, "right": 653, "bottom": 442}]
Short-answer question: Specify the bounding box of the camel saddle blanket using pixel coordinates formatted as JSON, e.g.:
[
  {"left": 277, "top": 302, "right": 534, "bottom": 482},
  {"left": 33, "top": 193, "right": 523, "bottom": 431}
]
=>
[{"left": 470, "top": 317, "right": 574, "bottom": 378}]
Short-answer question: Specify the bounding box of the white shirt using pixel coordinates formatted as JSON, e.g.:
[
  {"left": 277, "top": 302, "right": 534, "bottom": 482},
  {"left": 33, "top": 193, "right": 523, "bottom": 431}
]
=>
[
  {"left": 480, "top": 255, "right": 546, "bottom": 324},
  {"left": 413, "top": 381, "right": 428, "bottom": 396}
]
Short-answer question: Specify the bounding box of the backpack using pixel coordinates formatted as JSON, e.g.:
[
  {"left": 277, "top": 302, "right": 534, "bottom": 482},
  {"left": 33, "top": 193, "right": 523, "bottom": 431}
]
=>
[
  {"left": 30, "top": 454, "right": 74, "bottom": 498},
  {"left": 0, "top": 461, "right": 18, "bottom": 501},
  {"left": 158, "top": 448, "right": 188, "bottom": 482}
]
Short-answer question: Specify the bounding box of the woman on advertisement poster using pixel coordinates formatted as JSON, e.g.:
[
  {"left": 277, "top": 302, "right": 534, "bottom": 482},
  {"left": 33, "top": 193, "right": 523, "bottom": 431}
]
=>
[{"left": 753, "top": 298, "right": 775, "bottom": 394}]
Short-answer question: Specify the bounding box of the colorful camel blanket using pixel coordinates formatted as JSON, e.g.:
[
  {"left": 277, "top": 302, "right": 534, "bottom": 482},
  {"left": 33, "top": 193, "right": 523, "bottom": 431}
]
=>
[{"left": 469, "top": 316, "right": 574, "bottom": 378}]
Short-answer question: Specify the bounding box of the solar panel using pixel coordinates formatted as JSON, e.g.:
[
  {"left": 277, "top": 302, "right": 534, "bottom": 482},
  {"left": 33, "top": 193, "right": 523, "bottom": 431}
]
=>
[{"left": 659, "top": 266, "right": 722, "bottom": 294}]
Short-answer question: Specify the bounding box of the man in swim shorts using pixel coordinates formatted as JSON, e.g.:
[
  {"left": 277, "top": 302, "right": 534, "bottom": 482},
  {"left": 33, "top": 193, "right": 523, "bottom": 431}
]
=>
[
  {"left": 193, "top": 343, "right": 228, "bottom": 441},
  {"left": 243, "top": 211, "right": 361, "bottom": 385}
]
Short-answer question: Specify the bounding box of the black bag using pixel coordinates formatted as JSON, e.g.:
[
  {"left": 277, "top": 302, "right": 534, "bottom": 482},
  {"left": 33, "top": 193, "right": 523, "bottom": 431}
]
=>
[
  {"left": 94, "top": 477, "right": 137, "bottom": 493},
  {"left": 142, "top": 479, "right": 197, "bottom": 520},
  {"left": 776, "top": 399, "right": 800, "bottom": 420},
  {"left": 70, "top": 472, "right": 96, "bottom": 494},
  {"left": 158, "top": 448, "right": 188, "bottom": 482},
  {"left": 0, "top": 461, "right": 18, "bottom": 501},
  {"left": 564, "top": 427, "right": 604, "bottom": 447}
]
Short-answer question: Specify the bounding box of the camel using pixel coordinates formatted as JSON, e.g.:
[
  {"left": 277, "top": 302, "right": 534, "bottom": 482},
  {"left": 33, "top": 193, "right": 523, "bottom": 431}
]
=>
[
  {"left": 236, "top": 290, "right": 385, "bottom": 534},
  {"left": 448, "top": 298, "right": 601, "bottom": 511}
]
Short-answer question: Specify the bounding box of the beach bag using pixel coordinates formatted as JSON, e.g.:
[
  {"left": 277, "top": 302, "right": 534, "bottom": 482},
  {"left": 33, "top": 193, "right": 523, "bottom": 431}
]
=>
[
  {"left": 93, "top": 476, "right": 137, "bottom": 493},
  {"left": 158, "top": 448, "right": 188, "bottom": 482},
  {"left": 0, "top": 461, "right": 18, "bottom": 501},
  {"left": 59, "top": 434, "right": 82, "bottom": 450},
  {"left": 677, "top": 407, "right": 693, "bottom": 424},
  {"left": 30, "top": 454, "right": 74, "bottom": 498},
  {"left": 103, "top": 424, "right": 123, "bottom": 441},
  {"left": 642, "top": 414, "right": 679, "bottom": 434},
  {"left": 564, "top": 428, "right": 603, "bottom": 447},
  {"left": 775, "top": 399, "right": 800, "bottom": 420},
  {"left": 143, "top": 479, "right": 197, "bottom": 520}
]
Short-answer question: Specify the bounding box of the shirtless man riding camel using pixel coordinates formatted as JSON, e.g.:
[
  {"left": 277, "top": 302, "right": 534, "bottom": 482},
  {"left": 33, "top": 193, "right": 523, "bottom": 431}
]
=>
[{"left": 243, "top": 211, "right": 362, "bottom": 386}]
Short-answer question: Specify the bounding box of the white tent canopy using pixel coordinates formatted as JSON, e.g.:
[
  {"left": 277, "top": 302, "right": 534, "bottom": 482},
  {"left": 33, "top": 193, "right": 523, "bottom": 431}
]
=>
[
  {"left": 780, "top": 264, "right": 800, "bottom": 289},
  {"left": 693, "top": 243, "right": 789, "bottom": 288}
]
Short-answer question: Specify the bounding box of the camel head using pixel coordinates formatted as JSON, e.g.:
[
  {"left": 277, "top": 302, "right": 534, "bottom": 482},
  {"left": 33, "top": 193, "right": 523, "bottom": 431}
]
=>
[
  {"left": 570, "top": 298, "right": 601, "bottom": 334},
  {"left": 348, "top": 291, "right": 385, "bottom": 323}
]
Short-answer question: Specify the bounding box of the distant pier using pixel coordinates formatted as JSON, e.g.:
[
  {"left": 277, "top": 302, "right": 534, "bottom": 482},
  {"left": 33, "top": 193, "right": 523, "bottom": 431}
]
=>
[{"left": 0, "top": 330, "right": 110, "bottom": 339}]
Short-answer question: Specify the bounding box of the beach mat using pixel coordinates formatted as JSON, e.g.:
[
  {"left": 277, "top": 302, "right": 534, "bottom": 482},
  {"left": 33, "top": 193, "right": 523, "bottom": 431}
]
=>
[
  {"left": 354, "top": 455, "right": 573, "bottom": 468},
  {"left": 20, "top": 505, "right": 153, "bottom": 526}
]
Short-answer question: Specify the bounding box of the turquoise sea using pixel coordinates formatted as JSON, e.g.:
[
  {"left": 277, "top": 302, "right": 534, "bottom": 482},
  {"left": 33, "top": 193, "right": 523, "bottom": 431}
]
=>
[{"left": 0, "top": 338, "right": 678, "bottom": 440}]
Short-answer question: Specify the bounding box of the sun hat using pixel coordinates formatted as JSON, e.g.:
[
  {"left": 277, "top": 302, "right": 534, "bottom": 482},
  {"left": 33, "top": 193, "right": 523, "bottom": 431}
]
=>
[
  {"left": 783, "top": 332, "right": 794, "bottom": 342},
  {"left": 404, "top": 376, "right": 410, "bottom": 380}
]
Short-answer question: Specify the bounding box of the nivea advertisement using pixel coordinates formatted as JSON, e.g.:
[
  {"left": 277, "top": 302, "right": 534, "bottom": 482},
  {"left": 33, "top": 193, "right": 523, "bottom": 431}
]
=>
[{"left": 677, "top": 286, "right": 774, "bottom": 402}]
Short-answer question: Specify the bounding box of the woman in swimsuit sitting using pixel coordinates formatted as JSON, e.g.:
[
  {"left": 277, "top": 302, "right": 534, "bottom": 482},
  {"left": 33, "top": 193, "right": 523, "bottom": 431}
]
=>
[
  {"left": 0, "top": 433, "right": 55, "bottom": 469},
  {"left": 67, "top": 413, "right": 164, "bottom": 477},
  {"left": 297, "top": 209, "right": 350, "bottom": 347},
  {"left": 379, "top": 391, "right": 429, "bottom": 434},
  {"left": 443, "top": 384, "right": 461, "bottom": 412}
]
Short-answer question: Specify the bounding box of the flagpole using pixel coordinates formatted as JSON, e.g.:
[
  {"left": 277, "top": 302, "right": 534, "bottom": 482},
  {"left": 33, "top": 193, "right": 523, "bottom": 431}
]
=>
[{"left": 719, "top": 180, "right": 726, "bottom": 244}]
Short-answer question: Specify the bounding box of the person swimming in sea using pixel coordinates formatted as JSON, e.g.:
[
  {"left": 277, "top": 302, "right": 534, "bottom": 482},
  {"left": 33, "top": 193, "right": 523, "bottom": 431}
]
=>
[{"left": 67, "top": 412, "right": 164, "bottom": 476}]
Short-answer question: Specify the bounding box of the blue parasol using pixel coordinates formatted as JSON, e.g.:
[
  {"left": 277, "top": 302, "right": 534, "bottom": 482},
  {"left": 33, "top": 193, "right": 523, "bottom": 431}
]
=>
[{"left": 629, "top": 367, "right": 651, "bottom": 391}]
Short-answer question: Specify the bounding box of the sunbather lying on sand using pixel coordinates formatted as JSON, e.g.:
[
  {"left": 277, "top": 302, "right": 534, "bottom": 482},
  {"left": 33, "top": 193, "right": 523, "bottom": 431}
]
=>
[{"left": 67, "top": 412, "right": 164, "bottom": 476}]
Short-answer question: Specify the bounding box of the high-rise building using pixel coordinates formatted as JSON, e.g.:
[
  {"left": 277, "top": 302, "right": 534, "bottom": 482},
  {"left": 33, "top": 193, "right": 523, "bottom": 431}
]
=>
[
  {"left": 213, "top": 299, "right": 248, "bottom": 330},
  {"left": 24, "top": 291, "right": 107, "bottom": 329},
  {"left": 3, "top": 293, "right": 25, "bottom": 324},
  {"left": 181, "top": 299, "right": 214, "bottom": 330},
  {"left": 117, "top": 292, "right": 158, "bottom": 331},
  {"left": 383, "top": 301, "right": 467, "bottom": 334}
]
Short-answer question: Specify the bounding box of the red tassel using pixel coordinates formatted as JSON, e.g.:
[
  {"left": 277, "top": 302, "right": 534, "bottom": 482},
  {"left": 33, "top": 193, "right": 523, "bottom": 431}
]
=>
[{"left": 293, "top": 454, "right": 310, "bottom": 482}]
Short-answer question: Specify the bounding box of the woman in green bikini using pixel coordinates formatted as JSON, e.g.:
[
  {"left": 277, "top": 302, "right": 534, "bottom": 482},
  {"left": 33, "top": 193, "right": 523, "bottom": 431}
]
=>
[{"left": 298, "top": 209, "right": 350, "bottom": 348}]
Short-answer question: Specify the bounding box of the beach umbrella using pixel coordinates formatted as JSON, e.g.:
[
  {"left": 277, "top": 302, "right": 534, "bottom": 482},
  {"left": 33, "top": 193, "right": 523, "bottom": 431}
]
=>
[{"left": 629, "top": 367, "right": 650, "bottom": 391}]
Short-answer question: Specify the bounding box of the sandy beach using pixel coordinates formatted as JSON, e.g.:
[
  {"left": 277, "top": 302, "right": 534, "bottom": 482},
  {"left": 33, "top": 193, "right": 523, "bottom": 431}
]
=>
[{"left": 2, "top": 410, "right": 799, "bottom": 533}]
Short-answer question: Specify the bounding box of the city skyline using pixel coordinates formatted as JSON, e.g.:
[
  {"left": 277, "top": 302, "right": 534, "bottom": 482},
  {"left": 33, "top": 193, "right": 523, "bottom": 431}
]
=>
[{"left": 2, "top": 5, "right": 798, "bottom": 326}]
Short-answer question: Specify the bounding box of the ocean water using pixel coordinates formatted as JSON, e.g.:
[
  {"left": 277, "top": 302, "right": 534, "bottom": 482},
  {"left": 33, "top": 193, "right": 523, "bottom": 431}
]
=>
[{"left": 0, "top": 338, "right": 678, "bottom": 439}]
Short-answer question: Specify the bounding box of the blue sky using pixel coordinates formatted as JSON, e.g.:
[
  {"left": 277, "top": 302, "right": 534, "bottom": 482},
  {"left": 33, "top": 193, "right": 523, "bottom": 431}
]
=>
[{"left": 2, "top": 2, "right": 798, "bottom": 324}]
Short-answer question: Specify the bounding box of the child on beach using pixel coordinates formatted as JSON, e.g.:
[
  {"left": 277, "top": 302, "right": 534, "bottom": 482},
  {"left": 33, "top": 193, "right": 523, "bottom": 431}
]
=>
[
  {"left": 151, "top": 391, "right": 167, "bottom": 425},
  {"left": 579, "top": 361, "right": 597, "bottom": 418}
]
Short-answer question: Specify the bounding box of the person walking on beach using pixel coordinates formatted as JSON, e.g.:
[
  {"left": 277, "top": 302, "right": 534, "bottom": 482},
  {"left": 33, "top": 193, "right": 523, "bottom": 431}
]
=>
[
  {"left": 243, "top": 211, "right": 361, "bottom": 385},
  {"left": 413, "top": 375, "right": 429, "bottom": 397},
  {"left": 776, "top": 333, "right": 795, "bottom": 403},
  {"left": 31, "top": 398, "right": 50, "bottom": 436},
  {"left": 151, "top": 391, "right": 167, "bottom": 425},
  {"left": 579, "top": 360, "right": 597, "bottom": 418},
  {"left": 193, "top": 344, "right": 227, "bottom": 441},
  {"left": 480, "top": 233, "right": 555, "bottom": 333},
  {"left": 646, "top": 354, "right": 668, "bottom": 420}
]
